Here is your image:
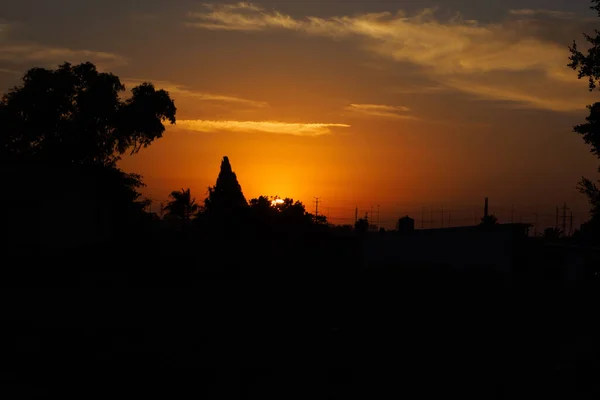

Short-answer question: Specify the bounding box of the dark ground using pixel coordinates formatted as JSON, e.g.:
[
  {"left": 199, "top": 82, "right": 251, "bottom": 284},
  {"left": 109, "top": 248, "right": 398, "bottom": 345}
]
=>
[{"left": 2, "top": 236, "right": 599, "bottom": 399}]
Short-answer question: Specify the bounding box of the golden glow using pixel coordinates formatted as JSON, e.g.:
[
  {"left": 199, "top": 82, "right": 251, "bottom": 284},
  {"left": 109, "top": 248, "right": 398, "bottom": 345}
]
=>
[
  {"left": 3, "top": 0, "right": 598, "bottom": 227},
  {"left": 272, "top": 198, "right": 285, "bottom": 206}
]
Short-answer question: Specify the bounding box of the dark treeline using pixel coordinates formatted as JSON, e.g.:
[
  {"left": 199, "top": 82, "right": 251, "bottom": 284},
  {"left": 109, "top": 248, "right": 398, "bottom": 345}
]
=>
[{"left": 2, "top": 36, "right": 600, "bottom": 397}]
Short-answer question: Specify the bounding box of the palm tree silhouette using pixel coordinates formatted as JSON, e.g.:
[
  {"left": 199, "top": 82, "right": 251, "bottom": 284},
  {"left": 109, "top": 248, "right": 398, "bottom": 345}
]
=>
[{"left": 163, "top": 188, "right": 199, "bottom": 231}]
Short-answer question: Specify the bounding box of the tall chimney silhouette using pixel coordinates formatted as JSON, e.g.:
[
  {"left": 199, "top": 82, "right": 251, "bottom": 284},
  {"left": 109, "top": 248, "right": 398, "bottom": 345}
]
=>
[{"left": 484, "top": 197, "right": 489, "bottom": 218}]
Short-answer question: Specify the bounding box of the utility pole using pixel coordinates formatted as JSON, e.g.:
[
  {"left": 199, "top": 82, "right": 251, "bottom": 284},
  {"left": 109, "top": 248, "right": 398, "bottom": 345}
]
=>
[
  {"left": 314, "top": 197, "right": 320, "bottom": 218},
  {"left": 421, "top": 207, "right": 425, "bottom": 229},
  {"left": 441, "top": 205, "right": 444, "bottom": 228},
  {"left": 377, "top": 205, "right": 380, "bottom": 228},
  {"left": 511, "top": 204, "right": 515, "bottom": 223},
  {"left": 430, "top": 208, "right": 433, "bottom": 229},
  {"left": 370, "top": 205, "right": 373, "bottom": 224},
  {"left": 484, "top": 197, "right": 489, "bottom": 218},
  {"left": 355, "top": 207, "right": 358, "bottom": 223},
  {"left": 562, "top": 202, "right": 568, "bottom": 234}
]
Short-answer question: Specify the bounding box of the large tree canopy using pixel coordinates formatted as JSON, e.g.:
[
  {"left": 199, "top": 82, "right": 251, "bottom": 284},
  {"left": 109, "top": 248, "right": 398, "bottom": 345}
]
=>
[
  {"left": 0, "top": 62, "right": 176, "bottom": 167},
  {"left": 569, "top": 1, "right": 600, "bottom": 233}
]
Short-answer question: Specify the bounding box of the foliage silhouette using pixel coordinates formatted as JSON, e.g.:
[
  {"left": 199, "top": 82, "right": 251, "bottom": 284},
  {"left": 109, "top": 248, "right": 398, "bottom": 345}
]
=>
[
  {"left": 0, "top": 62, "right": 176, "bottom": 167},
  {"left": 0, "top": 62, "right": 176, "bottom": 246},
  {"left": 195, "top": 156, "right": 249, "bottom": 236},
  {"left": 203, "top": 156, "right": 248, "bottom": 215},
  {"left": 569, "top": 1, "right": 600, "bottom": 240},
  {"left": 247, "top": 195, "right": 327, "bottom": 236},
  {"left": 354, "top": 217, "right": 369, "bottom": 236},
  {"left": 480, "top": 214, "right": 499, "bottom": 226},
  {"left": 163, "top": 188, "right": 199, "bottom": 231}
]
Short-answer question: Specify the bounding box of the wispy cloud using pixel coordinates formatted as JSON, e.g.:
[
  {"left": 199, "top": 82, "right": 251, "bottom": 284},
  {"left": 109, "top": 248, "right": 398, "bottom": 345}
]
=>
[
  {"left": 0, "top": 67, "right": 20, "bottom": 75},
  {"left": 392, "top": 85, "right": 448, "bottom": 95},
  {"left": 443, "top": 74, "right": 590, "bottom": 112},
  {"left": 185, "top": 2, "right": 290, "bottom": 30},
  {"left": 509, "top": 9, "right": 575, "bottom": 18},
  {"left": 176, "top": 119, "right": 350, "bottom": 136},
  {"left": 123, "top": 78, "right": 268, "bottom": 107},
  {"left": 186, "top": 3, "right": 593, "bottom": 112},
  {"left": 346, "top": 103, "right": 416, "bottom": 119},
  {"left": 0, "top": 44, "right": 127, "bottom": 68}
]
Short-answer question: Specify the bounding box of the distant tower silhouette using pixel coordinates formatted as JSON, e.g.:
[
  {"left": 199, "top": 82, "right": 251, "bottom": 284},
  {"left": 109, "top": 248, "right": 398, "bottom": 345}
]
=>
[
  {"left": 562, "top": 202, "right": 568, "bottom": 233},
  {"left": 569, "top": 211, "right": 573, "bottom": 236},
  {"left": 484, "top": 197, "right": 489, "bottom": 219}
]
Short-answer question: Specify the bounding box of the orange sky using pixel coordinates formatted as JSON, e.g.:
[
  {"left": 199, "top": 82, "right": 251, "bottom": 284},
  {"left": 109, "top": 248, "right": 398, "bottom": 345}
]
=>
[{"left": 1, "top": 0, "right": 600, "bottom": 228}]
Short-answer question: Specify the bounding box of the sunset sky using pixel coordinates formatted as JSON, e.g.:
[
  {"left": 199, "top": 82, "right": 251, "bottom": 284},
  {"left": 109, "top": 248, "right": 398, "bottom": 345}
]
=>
[{"left": 2, "top": 0, "right": 600, "bottom": 228}]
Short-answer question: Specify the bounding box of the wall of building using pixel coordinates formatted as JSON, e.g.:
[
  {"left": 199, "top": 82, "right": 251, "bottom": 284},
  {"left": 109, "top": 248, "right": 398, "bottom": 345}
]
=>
[{"left": 361, "top": 226, "right": 526, "bottom": 272}]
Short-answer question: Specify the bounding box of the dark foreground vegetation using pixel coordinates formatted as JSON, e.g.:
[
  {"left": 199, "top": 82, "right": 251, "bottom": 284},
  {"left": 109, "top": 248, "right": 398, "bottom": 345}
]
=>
[{"left": 3, "top": 234, "right": 600, "bottom": 399}]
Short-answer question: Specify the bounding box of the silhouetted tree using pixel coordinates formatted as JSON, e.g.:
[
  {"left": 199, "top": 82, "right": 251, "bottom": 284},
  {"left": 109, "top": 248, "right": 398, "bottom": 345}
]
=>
[
  {"left": 480, "top": 214, "right": 499, "bottom": 226},
  {"left": 204, "top": 156, "right": 248, "bottom": 214},
  {"left": 569, "top": 1, "right": 600, "bottom": 238},
  {"left": 0, "top": 62, "right": 176, "bottom": 244},
  {"left": 248, "top": 195, "right": 325, "bottom": 235},
  {"left": 0, "top": 62, "right": 176, "bottom": 166},
  {"left": 163, "top": 188, "right": 199, "bottom": 231},
  {"left": 275, "top": 197, "right": 315, "bottom": 225},
  {"left": 249, "top": 195, "right": 276, "bottom": 215}
]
